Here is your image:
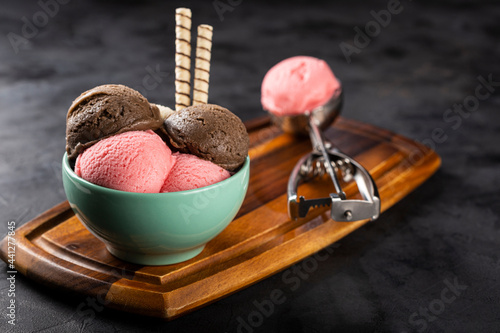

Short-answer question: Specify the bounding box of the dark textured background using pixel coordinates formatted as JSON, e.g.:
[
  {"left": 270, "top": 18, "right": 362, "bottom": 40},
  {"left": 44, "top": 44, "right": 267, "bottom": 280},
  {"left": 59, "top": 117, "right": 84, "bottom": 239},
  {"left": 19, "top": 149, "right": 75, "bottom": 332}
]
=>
[{"left": 1, "top": 0, "right": 499, "bottom": 332}]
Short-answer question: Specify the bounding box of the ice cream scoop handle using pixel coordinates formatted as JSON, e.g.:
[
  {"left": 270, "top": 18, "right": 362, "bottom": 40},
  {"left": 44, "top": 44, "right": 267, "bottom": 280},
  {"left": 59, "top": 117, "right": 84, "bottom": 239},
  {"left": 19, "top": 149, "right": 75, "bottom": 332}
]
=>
[{"left": 307, "top": 115, "right": 346, "bottom": 199}]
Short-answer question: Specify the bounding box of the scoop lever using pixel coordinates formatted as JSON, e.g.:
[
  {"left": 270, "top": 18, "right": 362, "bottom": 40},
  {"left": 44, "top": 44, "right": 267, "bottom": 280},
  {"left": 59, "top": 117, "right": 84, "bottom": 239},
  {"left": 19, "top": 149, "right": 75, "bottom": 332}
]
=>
[{"left": 287, "top": 138, "right": 380, "bottom": 222}]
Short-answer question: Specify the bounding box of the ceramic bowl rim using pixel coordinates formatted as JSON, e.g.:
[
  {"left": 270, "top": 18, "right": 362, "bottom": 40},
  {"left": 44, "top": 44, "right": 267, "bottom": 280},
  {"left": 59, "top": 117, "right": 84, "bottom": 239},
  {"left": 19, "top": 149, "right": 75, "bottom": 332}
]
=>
[{"left": 62, "top": 152, "right": 250, "bottom": 197}]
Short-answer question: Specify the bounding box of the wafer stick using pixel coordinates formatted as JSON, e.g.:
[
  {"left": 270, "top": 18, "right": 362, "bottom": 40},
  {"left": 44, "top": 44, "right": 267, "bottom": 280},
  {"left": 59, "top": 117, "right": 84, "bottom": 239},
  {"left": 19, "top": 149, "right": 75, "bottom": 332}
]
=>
[
  {"left": 175, "top": 8, "right": 192, "bottom": 111},
  {"left": 193, "top": 24, "right": 213, "bottom": 105}
]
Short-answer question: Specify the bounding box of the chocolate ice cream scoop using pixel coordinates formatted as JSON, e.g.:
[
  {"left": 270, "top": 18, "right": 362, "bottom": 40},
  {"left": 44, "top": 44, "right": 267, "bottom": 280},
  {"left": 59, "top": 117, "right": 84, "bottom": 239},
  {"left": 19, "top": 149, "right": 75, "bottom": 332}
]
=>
[
  {"left": 163, "top": 104, "right": 249, "bottom": 171},
  {"left": 66, "top": 84, "right": 163, "bottom": 160}
]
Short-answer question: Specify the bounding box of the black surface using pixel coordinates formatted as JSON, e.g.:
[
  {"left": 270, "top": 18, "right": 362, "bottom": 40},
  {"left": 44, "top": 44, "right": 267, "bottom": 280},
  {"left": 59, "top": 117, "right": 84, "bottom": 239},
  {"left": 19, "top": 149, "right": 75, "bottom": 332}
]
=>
[{"left": 1, "top": 0, "right": 499, "bottom": 332}]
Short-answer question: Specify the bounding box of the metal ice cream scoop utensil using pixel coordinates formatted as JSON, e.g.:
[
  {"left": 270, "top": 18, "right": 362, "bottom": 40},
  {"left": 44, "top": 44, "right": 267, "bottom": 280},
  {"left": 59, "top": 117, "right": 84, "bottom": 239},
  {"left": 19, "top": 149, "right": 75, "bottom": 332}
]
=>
[{"left": 269, "top": 89, "right": 380, "bottom": 222}]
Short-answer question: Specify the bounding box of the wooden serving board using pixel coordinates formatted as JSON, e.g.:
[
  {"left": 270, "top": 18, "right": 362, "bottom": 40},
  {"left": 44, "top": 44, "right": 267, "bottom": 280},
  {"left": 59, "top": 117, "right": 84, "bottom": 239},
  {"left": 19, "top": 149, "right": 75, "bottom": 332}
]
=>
[{"left": 0, "top": 117, "right": 440, "bottom": 320}]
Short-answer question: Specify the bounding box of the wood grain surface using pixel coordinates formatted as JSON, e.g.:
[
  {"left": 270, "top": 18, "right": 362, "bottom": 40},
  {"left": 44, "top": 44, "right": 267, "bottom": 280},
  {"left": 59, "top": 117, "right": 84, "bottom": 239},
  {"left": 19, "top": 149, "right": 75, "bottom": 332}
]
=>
[{"left": 0, "top": 117, "right": 440, "bottom": 320}]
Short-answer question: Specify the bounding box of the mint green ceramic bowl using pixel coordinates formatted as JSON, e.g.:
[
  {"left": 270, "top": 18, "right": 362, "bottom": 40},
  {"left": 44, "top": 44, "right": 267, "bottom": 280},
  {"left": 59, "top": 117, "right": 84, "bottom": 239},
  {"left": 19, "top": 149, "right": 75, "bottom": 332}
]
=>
[{"left": 62, "top": 153, "right": 249, "bottom": 265}]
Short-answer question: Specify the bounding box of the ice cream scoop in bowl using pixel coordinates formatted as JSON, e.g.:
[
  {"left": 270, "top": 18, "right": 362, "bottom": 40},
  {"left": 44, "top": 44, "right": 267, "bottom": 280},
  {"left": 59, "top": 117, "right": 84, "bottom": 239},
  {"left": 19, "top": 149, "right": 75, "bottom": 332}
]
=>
[
  {"left": 62, "top": 85, "right": 250, "bottom": 266},
  {"left": 62, "top": 153, "right": 250, "bottom": 266},
  {"left": 262, "top": 56, "right": 380, "bottom": 222},
  {"left": 61, "top": 12, "right": 252, "bottom": 266}
]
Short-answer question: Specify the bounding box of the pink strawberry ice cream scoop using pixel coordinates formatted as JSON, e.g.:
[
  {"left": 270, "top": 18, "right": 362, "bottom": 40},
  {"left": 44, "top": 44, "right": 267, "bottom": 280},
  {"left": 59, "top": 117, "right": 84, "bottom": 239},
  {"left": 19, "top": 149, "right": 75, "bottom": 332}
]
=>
[
  {"left": 75, "top": 130, "right": 174, "bottom": 193},
  {"left": 261, "top": 56, "right": 341, "bottom": 116},
  {"left": 161, "top": 153, "right": 231, "bottom": 193}
]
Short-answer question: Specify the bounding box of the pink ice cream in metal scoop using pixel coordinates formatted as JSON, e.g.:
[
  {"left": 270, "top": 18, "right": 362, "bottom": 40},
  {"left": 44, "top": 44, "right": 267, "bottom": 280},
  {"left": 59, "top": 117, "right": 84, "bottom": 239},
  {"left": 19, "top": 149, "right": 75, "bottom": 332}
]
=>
[
  {"left": 75, "top": 130, "right": 174, "bottom": 193},
  {"left": 261, "top": 56, "right": 340, "bottom": 116}
]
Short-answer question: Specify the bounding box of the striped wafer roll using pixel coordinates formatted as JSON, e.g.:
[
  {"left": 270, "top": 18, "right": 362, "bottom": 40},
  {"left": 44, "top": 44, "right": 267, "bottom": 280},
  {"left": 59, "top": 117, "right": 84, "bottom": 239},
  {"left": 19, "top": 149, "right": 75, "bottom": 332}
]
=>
[
  {"left": 192, "top": 24, "right": 213, "bottom": 105},
  {"left": 175, "top": 8, "right": 192, "bottom": 111}
]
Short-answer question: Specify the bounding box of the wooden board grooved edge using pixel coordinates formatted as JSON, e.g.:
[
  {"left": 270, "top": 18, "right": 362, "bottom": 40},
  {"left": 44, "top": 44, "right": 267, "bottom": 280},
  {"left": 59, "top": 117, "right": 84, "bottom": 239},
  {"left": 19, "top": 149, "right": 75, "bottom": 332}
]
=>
[{"left": 0, "top": 116, "right": 441, "bottom": 320}]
